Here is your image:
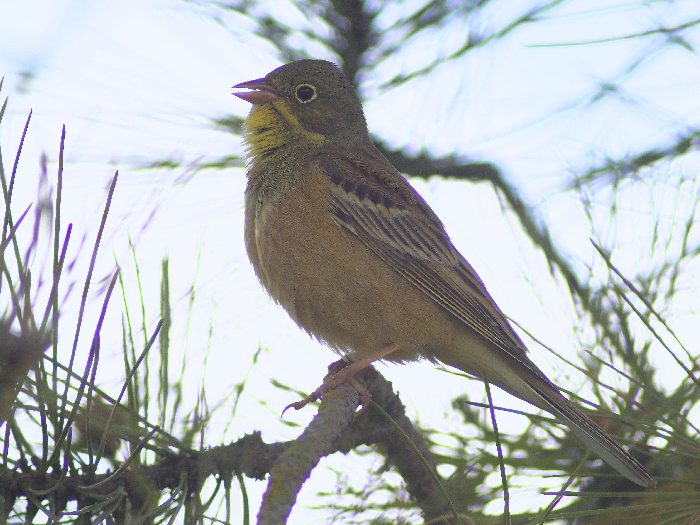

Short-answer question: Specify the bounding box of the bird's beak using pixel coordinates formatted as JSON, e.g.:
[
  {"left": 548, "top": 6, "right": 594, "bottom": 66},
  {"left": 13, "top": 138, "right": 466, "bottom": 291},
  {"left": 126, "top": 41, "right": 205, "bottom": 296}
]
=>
[{"left": 232, "top": 77, "right": 280, "bottom": 105}]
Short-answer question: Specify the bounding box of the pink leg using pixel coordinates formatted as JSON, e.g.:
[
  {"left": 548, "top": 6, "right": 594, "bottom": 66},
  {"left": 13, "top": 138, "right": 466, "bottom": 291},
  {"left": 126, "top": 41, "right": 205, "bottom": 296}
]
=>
[{"left": 283, "top": 343, "right": 400, "bottom": 413}]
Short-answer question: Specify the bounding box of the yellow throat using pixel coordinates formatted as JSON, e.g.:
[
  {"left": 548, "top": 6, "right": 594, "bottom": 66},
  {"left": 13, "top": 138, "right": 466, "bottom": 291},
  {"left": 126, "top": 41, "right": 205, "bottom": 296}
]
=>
[{"left": 242, "top": 101, "right": 326, "bottom": 161}]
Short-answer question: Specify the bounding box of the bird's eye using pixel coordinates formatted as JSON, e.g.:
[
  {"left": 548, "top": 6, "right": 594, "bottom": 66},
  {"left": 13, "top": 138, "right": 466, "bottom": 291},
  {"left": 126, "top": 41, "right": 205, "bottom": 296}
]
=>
[{"left": 294, "top": 83, "right": 318, "bottom": 103}]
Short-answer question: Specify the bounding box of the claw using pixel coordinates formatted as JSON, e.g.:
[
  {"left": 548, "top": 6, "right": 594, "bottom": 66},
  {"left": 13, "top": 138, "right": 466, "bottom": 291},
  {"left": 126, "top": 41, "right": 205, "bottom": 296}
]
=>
[{"left": 281, "top": 344, "right": 399, "bottom": 415}]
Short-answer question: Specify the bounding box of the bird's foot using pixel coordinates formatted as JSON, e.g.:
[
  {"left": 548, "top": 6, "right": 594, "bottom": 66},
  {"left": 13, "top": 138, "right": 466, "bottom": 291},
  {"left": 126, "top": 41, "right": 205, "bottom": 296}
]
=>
[
  {"left": 282, "top": 359, "right": 350, "bottom": 414},
  {"left": 282, "top": 343, "right": 399, "bottom": 414}
]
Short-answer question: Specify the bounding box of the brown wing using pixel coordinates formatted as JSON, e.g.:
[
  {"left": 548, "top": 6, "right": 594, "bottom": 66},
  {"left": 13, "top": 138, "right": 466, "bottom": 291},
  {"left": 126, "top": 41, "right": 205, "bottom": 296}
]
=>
[
  {"left": 314, "top": 146, "right": 658, "bottom": 488},
  {"left": 314, "top": 145, "right": 531, "bottom": 362}
]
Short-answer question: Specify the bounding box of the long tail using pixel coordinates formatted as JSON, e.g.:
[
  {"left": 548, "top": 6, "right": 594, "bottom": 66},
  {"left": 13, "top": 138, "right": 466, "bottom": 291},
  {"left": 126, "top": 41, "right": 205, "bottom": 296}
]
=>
[{"left": 524, "top": 376, "right": 655, "bottom": 487}]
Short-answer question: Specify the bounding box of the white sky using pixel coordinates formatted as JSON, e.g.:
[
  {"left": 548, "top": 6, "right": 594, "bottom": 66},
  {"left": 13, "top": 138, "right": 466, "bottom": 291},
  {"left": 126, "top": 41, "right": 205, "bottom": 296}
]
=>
[{"left": 1, "top": 1, "right": 699, "bottom": 523}]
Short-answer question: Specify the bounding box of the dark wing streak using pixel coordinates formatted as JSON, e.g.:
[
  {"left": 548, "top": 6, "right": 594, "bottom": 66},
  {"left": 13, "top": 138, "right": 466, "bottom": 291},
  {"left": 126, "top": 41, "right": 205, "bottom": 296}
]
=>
[
  {"left": 452, "top": 259, "right": 529, "bottom": 350},
  {"left": 394, "top": 214, "right": 455, "bottom": 262},
  {"left": 363, "top": 233, "right": 554, "bottom": 383},
  {"left": 320, "top": 154, "right": 656, "bottom": 488},
  {"left": 320, "top": 153, "right": 531, "bottom": 358},
  {"left": 344, "top": 187, "right": 453, "bottom": 264},
  {"left": 396, "top": 254, "right": 529, "bottom": 365},
  {"left": 351, "top": 201, "right": 407, "bottom": 253},
  {"left": 329, "top": 194, "right": 521, "bottom": 352},
  {"left": 362, "top": 204, "right": 407, "bottom": 250}
]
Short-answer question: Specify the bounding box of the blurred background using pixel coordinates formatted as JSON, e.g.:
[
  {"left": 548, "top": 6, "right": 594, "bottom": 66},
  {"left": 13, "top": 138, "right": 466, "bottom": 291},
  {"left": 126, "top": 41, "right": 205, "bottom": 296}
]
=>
[{"left": 1, "top": 1, "right": 699, "bottom": 523}]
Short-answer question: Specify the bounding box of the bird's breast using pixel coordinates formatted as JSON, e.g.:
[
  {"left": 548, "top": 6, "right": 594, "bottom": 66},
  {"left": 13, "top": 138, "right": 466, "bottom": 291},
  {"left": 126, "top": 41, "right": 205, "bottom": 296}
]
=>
[{"left": 243, "top": 166, "right": 458, "bottom": 362}]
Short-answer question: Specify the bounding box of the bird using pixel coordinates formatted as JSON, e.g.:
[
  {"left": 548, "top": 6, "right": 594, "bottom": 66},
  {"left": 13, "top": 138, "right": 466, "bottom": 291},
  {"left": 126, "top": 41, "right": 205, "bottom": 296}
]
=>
[{"left": 232, "top": 59, "right": 655, "bottom": 487}]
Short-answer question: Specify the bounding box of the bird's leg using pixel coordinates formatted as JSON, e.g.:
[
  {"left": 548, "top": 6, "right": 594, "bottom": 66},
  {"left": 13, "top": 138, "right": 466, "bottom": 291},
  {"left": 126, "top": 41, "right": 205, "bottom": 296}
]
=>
[{"left": 283, "top": 343, "right": 399, "bottom": 413}]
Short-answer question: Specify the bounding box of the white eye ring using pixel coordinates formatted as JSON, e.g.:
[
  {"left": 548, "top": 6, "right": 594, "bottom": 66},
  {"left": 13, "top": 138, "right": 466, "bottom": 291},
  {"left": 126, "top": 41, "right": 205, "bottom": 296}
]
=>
[{"left": 295, "top": 83, "right": 318, "bottom": 103}]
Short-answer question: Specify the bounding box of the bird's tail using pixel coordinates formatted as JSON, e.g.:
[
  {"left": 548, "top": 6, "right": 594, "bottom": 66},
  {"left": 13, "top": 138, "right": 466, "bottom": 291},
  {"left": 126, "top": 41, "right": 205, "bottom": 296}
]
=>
[{"left": 524, "top": 376, "right": 656, "bottom": 487}]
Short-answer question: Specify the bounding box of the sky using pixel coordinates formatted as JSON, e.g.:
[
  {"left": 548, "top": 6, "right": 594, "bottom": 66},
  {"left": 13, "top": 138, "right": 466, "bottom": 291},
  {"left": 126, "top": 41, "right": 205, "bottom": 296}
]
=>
[{"left": 1, "top": 0, "right": 699, "bottom": 523}]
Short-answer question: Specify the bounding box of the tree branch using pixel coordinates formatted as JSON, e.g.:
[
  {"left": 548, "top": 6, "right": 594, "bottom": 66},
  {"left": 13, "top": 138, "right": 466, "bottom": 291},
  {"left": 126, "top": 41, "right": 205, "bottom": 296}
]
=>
[
  {"left": 0, "top": 369, "right": 467, "bottom": 523},
  {"left": 257, "top": 381, "right": 360, "bottom": 524}
]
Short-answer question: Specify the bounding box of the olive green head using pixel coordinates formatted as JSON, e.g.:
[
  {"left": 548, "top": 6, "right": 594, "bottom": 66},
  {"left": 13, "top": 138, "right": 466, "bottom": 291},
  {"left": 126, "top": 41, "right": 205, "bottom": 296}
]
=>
[{"left": 234, "top": 59, "right": 368, "bottom": 143}]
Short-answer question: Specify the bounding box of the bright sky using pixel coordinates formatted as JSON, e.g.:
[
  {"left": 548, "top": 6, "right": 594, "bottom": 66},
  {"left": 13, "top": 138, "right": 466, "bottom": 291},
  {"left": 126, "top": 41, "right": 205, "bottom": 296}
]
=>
[{"left": 1, "top": 1, "right": 699, "bottom": 523}]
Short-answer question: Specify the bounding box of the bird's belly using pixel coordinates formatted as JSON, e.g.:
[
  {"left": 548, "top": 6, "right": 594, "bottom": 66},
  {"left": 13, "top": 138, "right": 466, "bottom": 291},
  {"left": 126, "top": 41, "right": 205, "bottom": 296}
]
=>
[{"left": 247, "top": 185, "right": 465, "bottom": 363}]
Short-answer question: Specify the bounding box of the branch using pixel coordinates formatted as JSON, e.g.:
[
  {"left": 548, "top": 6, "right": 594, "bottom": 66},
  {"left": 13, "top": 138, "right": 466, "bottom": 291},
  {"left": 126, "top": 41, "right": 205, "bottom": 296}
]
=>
[
  {"left": 339, "top": 368, "right": 468, "bottom": 523},
  {"left": 258, "top": 367, "right": 467, "bottom": 523},
  {"left": 0, "top": 432, "right": 288, "bottom": 510},
  {"left": 257, "top": 381, "right": 360, "bottom": 524},
  {"left": 0, "top": 369, "right": 465, "bottom": 523},
  {"left": 570, "top": 128, "right": 700, "bottom": 187}
]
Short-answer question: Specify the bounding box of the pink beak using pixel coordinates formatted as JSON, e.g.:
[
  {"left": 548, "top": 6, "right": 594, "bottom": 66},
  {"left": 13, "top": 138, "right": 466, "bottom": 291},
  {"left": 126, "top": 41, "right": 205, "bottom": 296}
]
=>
[{"left": 232, "top": 77, "right": 280, "bottom": 105}]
